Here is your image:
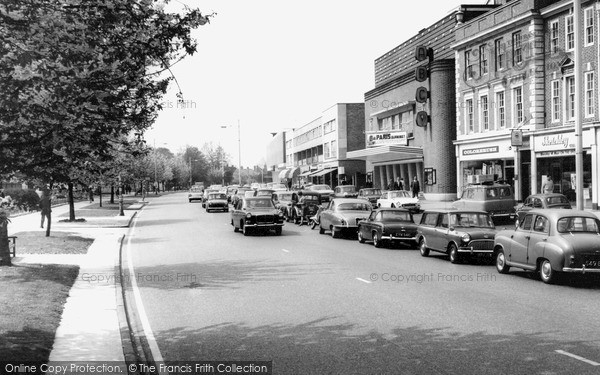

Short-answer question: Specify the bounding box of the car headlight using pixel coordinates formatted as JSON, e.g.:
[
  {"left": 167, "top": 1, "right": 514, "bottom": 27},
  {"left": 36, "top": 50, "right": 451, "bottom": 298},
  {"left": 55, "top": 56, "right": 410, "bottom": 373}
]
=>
[
  {"left": 461, "top": 233, "right": 471, "bottom": 243},
  {"left": 278, "top": 212, "right": 284, "bottom": 217},
  {"left": 245, "top": 213, "right": 252, "bottom": 219}
]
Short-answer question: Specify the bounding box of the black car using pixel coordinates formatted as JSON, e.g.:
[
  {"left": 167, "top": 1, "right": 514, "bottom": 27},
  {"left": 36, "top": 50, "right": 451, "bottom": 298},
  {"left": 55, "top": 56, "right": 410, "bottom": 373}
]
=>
[
  {"left": 357, "top": 208, "right": 418, "bottom": 248},
  {"left": 205, "top": 192, "right": 229, "bottom": 213},
  {"left": 293, "top": 191, "right": 322, "bottom": 225},
  {"left": 273, "top": 191, "right": 298, "bottom": 221},
  {"left": 333, "top": 185, "right": 358, "bottom": 198},
  {"left": 230, "top": 197, "right": 284, "bottom": 236},
  {"left": 358, "top": 188, "right": 382, "bottom": 208}
]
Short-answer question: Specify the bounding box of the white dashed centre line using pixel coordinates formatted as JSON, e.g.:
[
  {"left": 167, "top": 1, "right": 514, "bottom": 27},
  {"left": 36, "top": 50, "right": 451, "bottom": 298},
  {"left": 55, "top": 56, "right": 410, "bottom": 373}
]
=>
[
  {"left": 555, "top": 350, "right": 600, "bottom": 366},
  {"left": 282, "top": 249, "right": 290, "bottom": 253},
  {"left": 356, "top": 278, "right": 372, "bottom": 284}
]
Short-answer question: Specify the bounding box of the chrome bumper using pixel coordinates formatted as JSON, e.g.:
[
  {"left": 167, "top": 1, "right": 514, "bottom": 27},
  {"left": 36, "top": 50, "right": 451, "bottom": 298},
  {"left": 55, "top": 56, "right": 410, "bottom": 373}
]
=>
[
  {"left": 247, "top": 223, "right": 284, "bottom": 227},
  {"left": 458, "top": 248, "right": 494, "bottom": 254},
  {"left": 381, "top": 235, "right": 417, "bottom": 242},
  {"left": 562, "top": 267, "right": 600, "bottom": 273}
]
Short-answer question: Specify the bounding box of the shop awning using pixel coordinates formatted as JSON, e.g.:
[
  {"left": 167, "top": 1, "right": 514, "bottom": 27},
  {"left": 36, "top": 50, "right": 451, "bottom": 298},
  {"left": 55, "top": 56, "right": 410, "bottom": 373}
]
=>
[
  {"left": 278, "top": 169, "right": 289, "bottom": 179},
  {"left": 286, "top": 167, "right": 301, "bottom": 179},
  {"left": 298, "top": 170, "right": 314, "bottom": 177},
  {"left": 310, "top": 167, "right": 337, "bottom": 177},
  {"left": 347, "top": 145, "right": 423, "bottom": 163}
]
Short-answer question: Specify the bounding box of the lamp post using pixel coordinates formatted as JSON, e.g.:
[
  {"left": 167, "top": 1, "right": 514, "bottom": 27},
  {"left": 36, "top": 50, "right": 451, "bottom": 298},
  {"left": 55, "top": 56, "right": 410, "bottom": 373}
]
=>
[{"left": 221, "top": 120, "right": 242, "bottom": 185}]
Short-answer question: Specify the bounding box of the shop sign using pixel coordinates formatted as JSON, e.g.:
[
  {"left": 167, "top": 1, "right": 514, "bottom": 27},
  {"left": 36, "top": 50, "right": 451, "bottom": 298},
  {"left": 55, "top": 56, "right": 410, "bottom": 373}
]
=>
[
  {"left": 535, "top": 133, "right": 574, "bottom": 152},
  {"left": 367, "top": 131, "right": 408, "bottom": 147},
  {"left": 462, "top": 146, "right": 499, "bottom": 156},
  {"left": 537, "top": 149, "right": 576, "bottom": 158}
]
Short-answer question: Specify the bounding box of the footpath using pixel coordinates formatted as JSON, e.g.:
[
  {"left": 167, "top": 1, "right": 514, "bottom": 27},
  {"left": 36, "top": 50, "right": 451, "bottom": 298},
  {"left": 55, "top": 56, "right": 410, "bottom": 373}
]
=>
[{"left": 9, "top": 197, "right": 145, "bottom": 365}]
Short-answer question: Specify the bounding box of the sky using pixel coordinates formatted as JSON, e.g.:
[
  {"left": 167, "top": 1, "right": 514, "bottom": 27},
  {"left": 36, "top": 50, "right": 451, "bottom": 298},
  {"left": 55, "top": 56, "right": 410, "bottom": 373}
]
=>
[{"left": 146, "top": 0, "right": 483, "bottom": 167}]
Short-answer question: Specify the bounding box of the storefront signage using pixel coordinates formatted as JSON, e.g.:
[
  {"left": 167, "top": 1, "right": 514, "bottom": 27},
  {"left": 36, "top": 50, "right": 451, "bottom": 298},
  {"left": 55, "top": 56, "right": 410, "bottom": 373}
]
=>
[
  {"left": 534, "top": 133, "right": 575, "bottom": 152},
  {"left": 537, "top": 149, "right": 576, "bottom": 158},
  {"left": 462, "top": 146, "right": 499, "bottom": 156},
  {"left": 367, "top": 131, "right": 408, "bottom": 147}
]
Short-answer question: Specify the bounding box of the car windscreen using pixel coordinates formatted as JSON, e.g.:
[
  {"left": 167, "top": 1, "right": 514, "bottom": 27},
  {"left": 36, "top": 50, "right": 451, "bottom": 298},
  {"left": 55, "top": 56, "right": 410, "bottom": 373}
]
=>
[
  {"left": 246, "top": 199, "right": 275, "bottom": 209},
  {"left": 546, "top": 196, "right": 570, "bottom": 206},
  {"left": 382, "top": 211, "right": 411, "bottom": 222},
  {"left": 311, "top": 185, "right": 331, "bottom": 191},
  {"left": 557, "top": 217, "right": 600, "bottom": 233},
  {"left": 338, "top": 203, "right": 371, "bottom": 211},
  {"left": 449, "top": 213, "right": 494, "bottom": 228},
  {"left": 339, "top": 186, "right": 356, "bottom": 192},
  {"left": 361, "top": 189, "right": 381, "bottom": 196},
  {"left": 208, "top": 193, "right": 226, "bottom": 200},
  {"left": 277, "top": 194, "right": 294, "bottom": 200},
  {"left": 389, "top": 191, "right": 410, "bottom": 198}
]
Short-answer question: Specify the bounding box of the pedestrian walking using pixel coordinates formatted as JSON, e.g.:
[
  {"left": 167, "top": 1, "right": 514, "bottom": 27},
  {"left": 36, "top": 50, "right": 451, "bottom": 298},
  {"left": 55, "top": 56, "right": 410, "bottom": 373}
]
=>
[
  {"left": 410, "top": 176, "right": 420, "bottom": 198},
  {"left": 542, "top": 175, "right": 554, "bottom": 194},
  {"left": 394, "top": 177, "right": 403, "bottom": 191},
  {"left": 40, "top": 190, "right": 51, "bottom": 229}
]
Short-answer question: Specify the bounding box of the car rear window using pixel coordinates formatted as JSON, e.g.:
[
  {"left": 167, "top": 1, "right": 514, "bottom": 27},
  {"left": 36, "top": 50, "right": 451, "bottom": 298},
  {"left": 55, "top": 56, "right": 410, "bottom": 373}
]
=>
[
  {"left": 546, "top": 196, "right": 570, "bottom": 205},
  {"left": 382, "top": 211, "right": 411, "bottom": 221},
  {"left": 557, "top": 217, "right": 600, "bottom": 233},
  {"left": 338, "top": 203, "right": 371, "bottom": 211},
  {"left": 450, "top": 213, "right": 494, "bottom": 228}
]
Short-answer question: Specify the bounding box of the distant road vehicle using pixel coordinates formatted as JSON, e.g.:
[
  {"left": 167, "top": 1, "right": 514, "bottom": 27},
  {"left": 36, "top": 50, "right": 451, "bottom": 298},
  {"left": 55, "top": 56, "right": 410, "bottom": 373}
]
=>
[
  {"left": 270, "top": 183, "right": 288, "bottom": 192},
  {"left": 230, "top": 197, "right": 284, "bottom": 236},
  {"left": 357, "top": 208, "right": 418, "bottom": 248},
  {"left": 273, "top": 191, "right": 298, "bottom": 221},
  {"left": 201, "top": 189, "right": 219, "bottom": 208},
  {"left": 205, "top": 192, "right": 229, "bottom": 213},
  {"left": 452, "top": 182, "right": 516, "bottom": 220},
  {"left": 255, "top": 189, "right": 276, "bottom": 198},
  {"left": 333, "top": 185, "right": 358, "bottom": 198},
  {"left": 358, "top": 188, "right": 382, "bottom": 208},
  {"left": 292, "top": 191, "right": 321, "bottom": 225},
  {"left": 318, "top": 198, "right": 372, "bottom": 238},
  {"left": 307, "top": 184, "right": 334, "bottom": 202},
  {"left": 377, "top": 190, "right": 420, "bottom": 213},
  {"left": 514, "top": 193, "right": 571, "bottom": 222},
  {"left": 188, "top": 187, "right": 203, "bottom": 203},
  {"left": 494, "top": 209, "right": 600, "bottom": 284},
  {"left": 417, "top": 209, "right": 497, "bottom": 264}
]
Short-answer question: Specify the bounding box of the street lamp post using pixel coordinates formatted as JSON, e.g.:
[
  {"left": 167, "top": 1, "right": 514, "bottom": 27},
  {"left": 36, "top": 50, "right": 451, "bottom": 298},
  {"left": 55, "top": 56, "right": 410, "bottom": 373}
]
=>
[{"left": 221, "top": 120, "right": 242, "bottom": 185}]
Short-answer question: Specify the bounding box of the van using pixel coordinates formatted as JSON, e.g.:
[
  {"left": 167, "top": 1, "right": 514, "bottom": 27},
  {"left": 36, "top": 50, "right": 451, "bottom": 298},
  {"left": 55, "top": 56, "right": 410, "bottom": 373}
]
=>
[{"left": 451, "top": 183, "right": 516, "bottom": 219}]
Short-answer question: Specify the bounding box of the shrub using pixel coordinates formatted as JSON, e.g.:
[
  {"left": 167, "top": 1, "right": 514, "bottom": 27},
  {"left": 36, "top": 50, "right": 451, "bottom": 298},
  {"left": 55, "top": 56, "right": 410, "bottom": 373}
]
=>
[{"left": 3, "top": 189, "right": 40, "bottom": 211}]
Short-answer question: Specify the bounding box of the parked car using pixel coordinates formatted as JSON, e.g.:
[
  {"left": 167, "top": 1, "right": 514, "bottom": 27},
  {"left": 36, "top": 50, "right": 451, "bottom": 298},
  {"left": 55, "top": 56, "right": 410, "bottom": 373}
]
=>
[
  {"left": 292, "top": 191, "right": 322, "bottom": 225},
  {"left": 307, "top": 184, "right": 334, "bottom": 202},
  {"left": 270, "top": 183, "right": 288, "bottom": 192},
  {"left": 230, "top": 197, "right": 284, "bottom": 236},
  {"left": 273, "top": 191, "right": 299, "bottom": 221},
  {"left": 188, "top": 187, "right": 203, "bottom": 203},
  {"left": 451, "top": 182, "right": 516, "bottom": 219},
  {"left": 358, "top": 188, "right": 382, "bottom": 208},
  {"left": 377, "top": 190, "right": 420, "bottom": 213},
  {"left": 357, "top": 208, "right": 418, "bottom": 248},
  {"left": 201, "top": 189, "right": 219, "bottom": 207},
  {"left": 255, "top": 189, "right": 276, "bottom": 198},
  {"left": 205, "top": 192, "right": 229, "bottom": 213},
  {"left": 318, "top": 198, "right": 372, "bottom": 238},
  {"left": 244, "top": 190, "right": 257, "bottom": 198},
  {"left": 333, "top": 185, "right": 358, "bottom": 198},
  {"left": 514, "top": 193, "right": 571, "bottom": 222},
  {"left": 230, "top": 188, "right": 251, "bottom": 207},
  {"left": 417, "top": 209, "right": 497, "bottom": 263},
  {"left": 494, "top": 209, "right": 600, "bottom": 283}
]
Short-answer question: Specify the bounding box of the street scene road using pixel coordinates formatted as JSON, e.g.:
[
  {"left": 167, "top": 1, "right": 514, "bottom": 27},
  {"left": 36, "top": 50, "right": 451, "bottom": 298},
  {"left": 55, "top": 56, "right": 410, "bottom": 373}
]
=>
[{"left": 124, "top": 193, "right": 600, "bottom": 374}]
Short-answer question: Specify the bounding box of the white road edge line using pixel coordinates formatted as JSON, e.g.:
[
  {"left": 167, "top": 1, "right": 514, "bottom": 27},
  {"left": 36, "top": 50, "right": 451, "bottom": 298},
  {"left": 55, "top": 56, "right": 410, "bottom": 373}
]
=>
[
  {"left": 126, "top": 208, "right": 168, "bottom": 375},
  {"left": 555, "top": 350, "right": 600, "bottom": 366},
  {"left": 282, "top": 249, "right": 290, "bottom": 253},
  {"left": 356, "top": 278, "right": 372, "bottom": 284}
]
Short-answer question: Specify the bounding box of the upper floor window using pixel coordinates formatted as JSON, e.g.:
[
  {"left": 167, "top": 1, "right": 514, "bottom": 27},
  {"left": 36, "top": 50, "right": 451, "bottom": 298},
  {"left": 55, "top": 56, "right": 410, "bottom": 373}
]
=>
[
  {"left": 479, "top": 45, "right": 488, "bottom": 75},
  {"left": 481, "top": 95, "right": 489, "bottom": 131},
  {"left": 513, "top": 87, "right": 523, "bottom": 125},
  {"left": 465, "top": 50, "right": 475, "bottom": 79},
  {"left": 496, "top": 91, "right": 505, "bottom": 129},
  {"left": 566, "top": 76, "right": 575, "bottom": 121},
  {"left": 512, "top": 31, "right": 522, "bottom": 65},
  {"left": 466, "top": 98, "right": 474, "bottom": 133},
  {"left": 330, "top": 140, "right": 337, "bottom": 158},
  {"left": 585, "top": 72, "right": 594, "bottom": 117},
  {"left": 550, "top": 21, "right": 559, "bottom": 54},
  {"left": 551, "top": 80, "right": 560, "bottom": 122},
  {"left": 494, "top": 38, "right": 504, "bottom": 71},
  {"left": 566, "top": 15, "right": 574, "bottom": 50},
  {"left": 585, "top": 7, "right": 594, "bottom": 46}
]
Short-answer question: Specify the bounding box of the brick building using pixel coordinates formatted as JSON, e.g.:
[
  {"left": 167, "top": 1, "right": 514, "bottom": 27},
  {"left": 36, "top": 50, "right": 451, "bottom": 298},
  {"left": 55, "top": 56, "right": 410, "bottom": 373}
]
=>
[{"left": 348, "top": 5, "right": 494, "bottom": 200}]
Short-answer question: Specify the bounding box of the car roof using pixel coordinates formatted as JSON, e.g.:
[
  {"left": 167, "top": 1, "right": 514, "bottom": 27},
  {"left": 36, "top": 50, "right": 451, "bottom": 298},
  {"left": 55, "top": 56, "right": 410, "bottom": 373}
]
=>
[
  {"left": 422, "top": 208, "right": 488, "bottom": 214},
  {"left": 373, "top": 207, "right": 411, "bottom": 213},
  {"left": 525, "top": 209, "right": 598, "bottom": 220},
  {"left": 331, "top": 198, "right": 371, "bottom": 204}
]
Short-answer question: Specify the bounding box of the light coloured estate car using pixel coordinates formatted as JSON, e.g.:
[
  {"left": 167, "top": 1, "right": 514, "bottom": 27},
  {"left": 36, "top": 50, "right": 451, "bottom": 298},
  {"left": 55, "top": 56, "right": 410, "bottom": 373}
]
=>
[
  {"left": 377, "top": 190, "right": 420, "bottom": 213},
  {"left": 494, "top": 209, "right": 600, "bottom": 284},
  {"left": 318, "top": 198, "right": 372, "bottom": 238},
  {"left": 188, "top": 187, "right": 203, "bottom": 202}
]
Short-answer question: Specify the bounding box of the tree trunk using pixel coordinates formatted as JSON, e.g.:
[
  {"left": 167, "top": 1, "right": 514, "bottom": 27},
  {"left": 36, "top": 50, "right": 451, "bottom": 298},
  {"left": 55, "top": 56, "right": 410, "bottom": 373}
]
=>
[
  {"left": 68, "top": 182, "right": 76, "bottom": 221},
  {"left": 110, "top": 185, "right": 115, "bottom": 204},
  {"left": 0, "top": 219, "right": 11, "bottom": 266},
  {"left": 99, "top": 186, "right": 103, "bottom": 207},
  {"left": 45, "top": 210, "right": 51, "bottom": 237}
]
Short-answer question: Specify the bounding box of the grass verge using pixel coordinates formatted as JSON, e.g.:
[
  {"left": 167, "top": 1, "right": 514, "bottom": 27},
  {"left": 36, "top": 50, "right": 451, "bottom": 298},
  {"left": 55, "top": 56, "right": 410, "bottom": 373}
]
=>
[
  {"left": 11, "top": 231, "right": 94, "bottom": 255},
  {"left": 0, "top": 263, "right": 79, "bottom": 362}
]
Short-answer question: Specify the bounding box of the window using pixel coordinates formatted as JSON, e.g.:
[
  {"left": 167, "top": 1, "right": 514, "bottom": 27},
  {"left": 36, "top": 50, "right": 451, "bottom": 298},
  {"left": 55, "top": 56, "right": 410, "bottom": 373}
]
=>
[
  {"left": 481, "top": 95, "right": 489, "bottom": 131},
  {"left": 479, "top": 45, "right": 488, "bottom": 75},
  {"left": 550, "top": 21, "right": 559, "bottom": 54},
  {"left": 519, "top": 214, "right": 533, "bottom": 230},
  {"left": 512, "top": 31, "right": 522, "bottom": 65},
  {"left": 324, "top": 142, "right": 330, "bottom": 159},
  {"left": 566, "top": 76, "right": 575, "bottom": 120},
  {"left": 496, "top": 91, "right": 505, "bottom": 129},
  {"left": 533, "top": 216, "right": 549, "bottom": 233},
  {"left": 330, "top": 140, "right": 337, "bottom": 158},
  {"left": 585, "top": 72, "right": 594, "bottom": 117},
  {"left": 465, "top": 50, "right": 475, "bottom": 79},
  {"left": 466, "top": 98, "right": 474, "bottom": 133},
  {"left": 392, "top": 114, "right": 400, "bottom": 130},
  {"left": 551, "top": 80, "right": 560, "bottom": 122},
  {"left": 585, "top": 7, "right": 594, "bottom": 46},
  {"left": 514, "top": 87, "right": 523, "bottom": 124},
  {"left": 494, "top": 38, "right": 504, "bottom": 71},
  {"left": 566, "top": 15, "right": 574, "bottom": 50}
]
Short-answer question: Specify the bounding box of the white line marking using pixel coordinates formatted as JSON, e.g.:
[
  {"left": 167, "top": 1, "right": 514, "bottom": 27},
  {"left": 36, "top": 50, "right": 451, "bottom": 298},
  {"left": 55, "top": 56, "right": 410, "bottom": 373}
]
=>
[
  {"left": 356, "top": 278, "right": 372, "bottom": 284},
  {"left": 126, "top": 208, "right": 168, "bottom": 374},
  {"left": 282, "top": 249, "right": 290, "bottom": 253},
  {"left": 555, "top": 350, "right": 600, "bottom": 366}
]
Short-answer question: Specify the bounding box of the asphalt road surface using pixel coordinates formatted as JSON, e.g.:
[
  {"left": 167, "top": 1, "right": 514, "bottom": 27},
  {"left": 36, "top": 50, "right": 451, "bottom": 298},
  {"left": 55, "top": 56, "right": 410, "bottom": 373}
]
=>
[{"left": 124, "top": 193, "right": 600, "bottom": 375}]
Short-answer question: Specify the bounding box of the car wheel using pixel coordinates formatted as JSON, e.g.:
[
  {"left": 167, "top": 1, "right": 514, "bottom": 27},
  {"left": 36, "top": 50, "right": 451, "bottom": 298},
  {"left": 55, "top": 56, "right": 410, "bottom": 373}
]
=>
[
  {"left": 358, "top": 229, "right": 365, "bottom": 243},
  {"left": 331, "top": 227, "right": 340, "bottom": 238},
  {"left": 373, "top": 231, "right": 383, "bottom": 248},
  {"left": 319, "top": 223, "right": 325, "bottom": 234},
  {"left": 189, "top": 199, "right": 192, "bottom": 203},
  {"left": 496, "top": 249, "right": 510, "bottom": 274},
  {"left": 274, "top": 227, "right": 282, "bottom": 236},
  {"left": 539, "top": 259, "right": 559, "bottom": 284},
  {"left": 419, "top": 239, "right": 429, "bottom": 257},
  {"left": 448, "top": 243, "right": 460, "bottom": 264},
  {"left": 391, "top": 203, "right": 395, "bottom": 208}
]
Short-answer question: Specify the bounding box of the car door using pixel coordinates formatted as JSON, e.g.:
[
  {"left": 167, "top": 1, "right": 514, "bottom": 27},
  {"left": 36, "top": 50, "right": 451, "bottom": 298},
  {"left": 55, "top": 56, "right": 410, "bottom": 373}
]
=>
[
  {"left": 526, "top": 214, "right": 550, "bottom": 266},
  {"left": 432, "top": 213, "right": 450, "bottom": 251},
  {"left": 419, "top": 212, "right": 439, "bottom": 250},
  {"left": 509, "top": 213, "right": 534, "bottom": 265},
  {"left": 320, "top": 200, "right": 334, "bottom": 229},
  {"left": 360, "top": 211, "right": 378, "bottom": 240},
  {"left": 231, "top": 199, "right": 242, "bottom": 228}
]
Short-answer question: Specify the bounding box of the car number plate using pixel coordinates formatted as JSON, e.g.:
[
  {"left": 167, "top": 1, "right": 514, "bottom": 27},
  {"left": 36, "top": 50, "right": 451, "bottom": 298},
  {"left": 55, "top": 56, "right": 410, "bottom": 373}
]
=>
[{"left": 584, "top": 260, "right": 600, "bottom": 268}]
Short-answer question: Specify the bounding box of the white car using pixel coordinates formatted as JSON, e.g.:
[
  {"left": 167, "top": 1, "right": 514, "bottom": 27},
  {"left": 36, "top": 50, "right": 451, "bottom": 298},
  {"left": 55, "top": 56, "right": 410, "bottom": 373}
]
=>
[
  {"left": 377, "top": 190, "right": 420, "bottom": 213},
  {"left": 188, "top": 187, "right": 203, "bottom": 202}
]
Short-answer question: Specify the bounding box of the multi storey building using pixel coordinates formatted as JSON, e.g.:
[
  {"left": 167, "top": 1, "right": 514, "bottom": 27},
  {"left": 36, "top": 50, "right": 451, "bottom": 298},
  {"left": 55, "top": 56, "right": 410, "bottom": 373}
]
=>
[
  {"left": 454, "top": 0, "right": 599, "bottom": 208},
  {"left": 266, "top": 131, "right": 286, "bottom": 183},
  {"left": 278, "top": 103, "right": 365, "bottom": 188},
  {"left": 348, "top": 5, "right": 493, "bottom": 200}
]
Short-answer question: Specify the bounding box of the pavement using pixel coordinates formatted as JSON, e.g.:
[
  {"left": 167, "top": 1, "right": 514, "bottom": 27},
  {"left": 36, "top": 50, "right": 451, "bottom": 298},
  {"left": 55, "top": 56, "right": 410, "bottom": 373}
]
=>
[{"left": 8, "top": 195, "right": 146, "bottom": 367}]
